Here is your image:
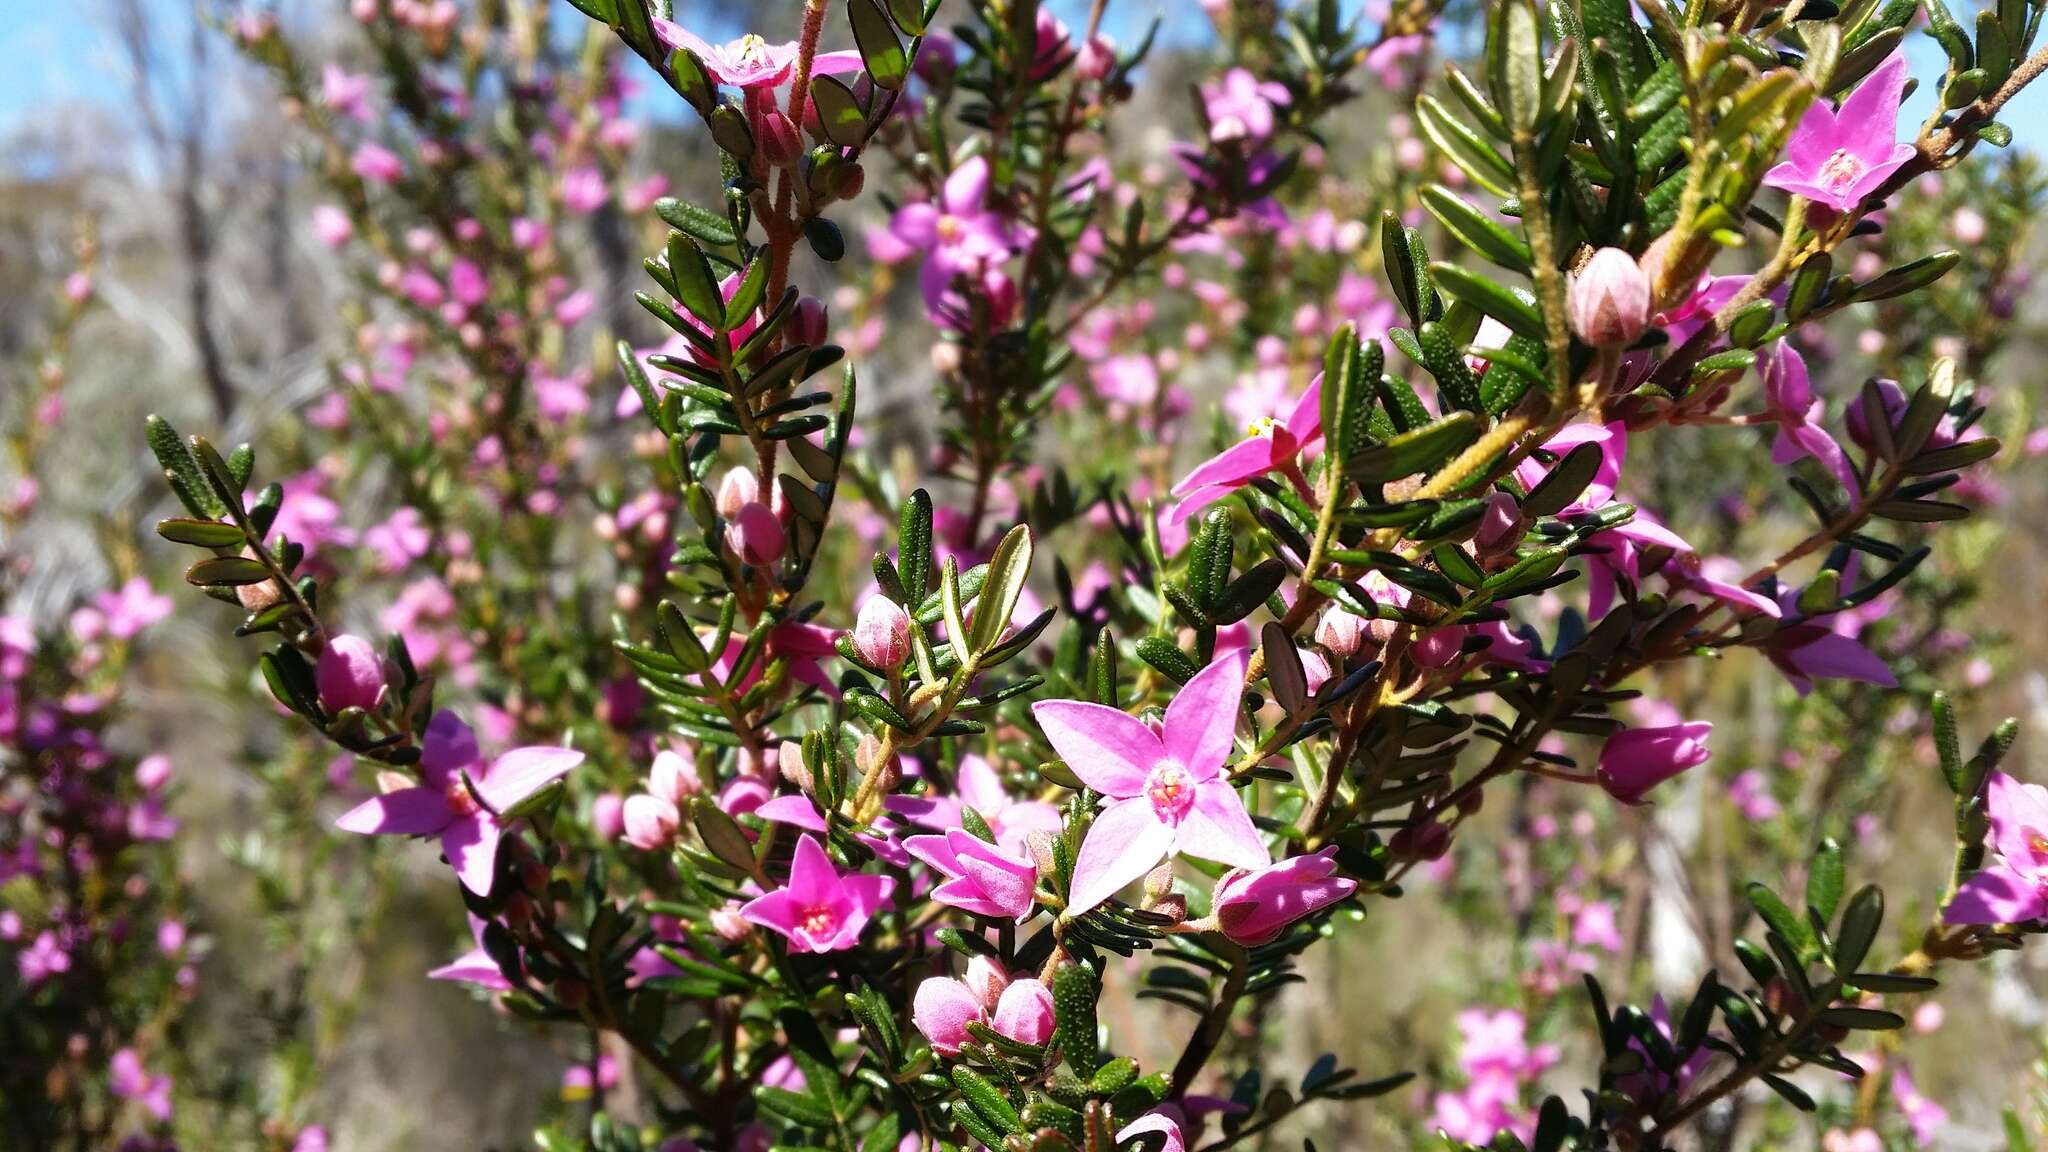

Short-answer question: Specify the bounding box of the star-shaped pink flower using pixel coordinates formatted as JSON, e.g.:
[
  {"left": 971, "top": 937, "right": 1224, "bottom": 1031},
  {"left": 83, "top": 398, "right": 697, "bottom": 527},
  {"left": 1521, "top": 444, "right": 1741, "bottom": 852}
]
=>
[
  {"left": 336, "top": 710, "right": 583, "bottom": 895},
  {"left": 1762, "top": 53, "right": 1916, "bottom": 213},
  {"left": 1032, "top": 655, "right": 1268, "bottom": 915},
  {"left": 1169, "top": 377, "right": 1323, "bottom": 524},
  {"left": 741, "top": 834, "right": 894, "bottom": 953},
  {"left": 1945, "top": 772, "right": 2048, "bottom": 925}
]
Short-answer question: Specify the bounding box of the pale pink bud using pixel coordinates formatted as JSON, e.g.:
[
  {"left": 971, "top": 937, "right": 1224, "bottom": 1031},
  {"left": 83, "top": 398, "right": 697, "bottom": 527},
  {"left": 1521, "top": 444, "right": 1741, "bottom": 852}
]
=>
[
  {"left": 725, "top": 502, "right": 786, "bottom": 566},
  {"left": 711, "top": 901, "right": 753, "bottom": 941},
  {"left": 791, "top": 295, "right": 829, "bottom": 346},
  {"left": 649, "top": 748, "right": 699, "bottom": 805},
  {"left": 1566, "top": 247, "right": 1652, "bottom": 347},
  {"left": 315, "top": 634, "right": 386, "bottom": 713},
  {"left": 591, "top": 792, "right": 626, "bottom": 840},
  {"left": 716, "top": 469, "right": 760, "bottom": 519},
  {"left": 963, "top": 955, "right": 1009, "bottom": 1010},
  {"left": 622, "top": 793, "right": 681, "bottom": 850},
  {"left": 851, "top": 595, "right": 911, "bottom": 668},
  {"left": 913, "top": 977, "right": 984, "bottom": 1056},
  {"left": 990, "top": 978, "right": 1055, "bottom": 1046},
  {"left": 1313, "top": 606, "right": 1369, "bottom": 659},
  {"left": 134, "top": 755, "right": 173, "bottom": 793}
]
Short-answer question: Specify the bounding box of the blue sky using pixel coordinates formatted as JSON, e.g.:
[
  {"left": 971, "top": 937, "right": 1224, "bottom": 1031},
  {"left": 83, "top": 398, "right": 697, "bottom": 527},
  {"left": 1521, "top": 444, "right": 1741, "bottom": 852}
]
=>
[{"left": 1, "top": 2, "right": 2040, "bottom": 155}]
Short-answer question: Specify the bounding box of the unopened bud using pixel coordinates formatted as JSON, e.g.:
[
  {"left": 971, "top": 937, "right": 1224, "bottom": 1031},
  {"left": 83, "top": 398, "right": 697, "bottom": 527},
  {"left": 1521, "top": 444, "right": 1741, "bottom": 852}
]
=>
[
  {"left": 715, "top": 469, "right": 760, "bottom": 519},
  {"left": 756, "top": 109, "right": 800, "bottom": 166},
  {"left": 1566, "top": 247, "right": 1652, "bottom": 348},
  {"left": 851, "top": 595, "right": 912, "bottom": 669},
  {"left": 1314, "top": 606, "right": 1370, "bottom": 659},
  {"left": 791, "top": 295, "right": 829, "bottom": 347}
]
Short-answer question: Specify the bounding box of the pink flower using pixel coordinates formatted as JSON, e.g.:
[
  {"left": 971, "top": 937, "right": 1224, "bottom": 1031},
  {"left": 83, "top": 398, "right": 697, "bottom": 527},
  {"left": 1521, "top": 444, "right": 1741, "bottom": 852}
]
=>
[
  {"left": 1762, "top": 54, "right": 1915, "bottom": 213},
  {"left": 18, "top": 930, "right": 69, "bottom": 984},
  {"left": 913, "top": 976, "right": 985, "bottom": 1055},
  {"left": 311, "top": 204, "right": 354, "bottom": 249},
  {"left": 320, "top": 63, "right": 373, "bottom": 120},
  {"left": 1202, "top": 68, "right": 1290, "bottom": 143},
  {"left": 95, "top": 576, "right": 172, "bottom": 641},
  {"left": 335, "top": 710, "right": 583, "bottom": 894},
  {"left": 1597, "top": 721, "right": 1712, "bottom": 804},
  {"left": 365, "top": 506, "right": 431, "bottom": 572},
  {"left": 1892, "top": 1066, "right": 1947, "bottom": 1147},
  {"left": 884, "top": 754, "right": 1063, "bottom": 854},
  {"left": 740, "top": 834, "right": 894, "bottom": 953},
  {"left": 1169, "top": 376, "right": 1322, "bottom": 524},
  {"left": 427, "top": 914, "right": 513, "bottom": 990},
  {"left": 352, "top": 142, "right": 405, "bottom": 185},
  {"left": 888, "top": 158, "right": 1022, "bottom": 324},
  {"left": 622, "top": 793, "right": 681, "bottom": 850},
  {"left": 1763, "top": 609, "right": 1897, "bottom": 696},
  {"left": 1210, "top": 846, "right": 1356, "bottom": 945},
  {"left": 991, "top": 978, "right": 1054, "bottom": 1045},
  {"left": 905, "top": 828, "right": 1039, "bottom": 920},
  {"left": 650, "top": 24, "right": 862, "bottom": 90},
  {"left": 315, "top": 633, "right": 386, "bottom": 713},
  {"left": 915, "top": 964, "right": 1054, "bottom": 1055},
  {"left": 1945, "top": 772, "right": 2048, "bottom": 925},
  {"left": 1117, "top": 1113, "right": 1186, "bottom": 1152},
  {"left": 1758, "top": 343, "right": 1857, "bottom": 501},
  {"left": 1032, "top": 655, "right": 1268, "bottom": 914},
  {"left": 110, "top": 1048, "right": 173, "bottom": 1121},
  {"left": 561, "top": 165, "right": 608, "bottom": 215}
]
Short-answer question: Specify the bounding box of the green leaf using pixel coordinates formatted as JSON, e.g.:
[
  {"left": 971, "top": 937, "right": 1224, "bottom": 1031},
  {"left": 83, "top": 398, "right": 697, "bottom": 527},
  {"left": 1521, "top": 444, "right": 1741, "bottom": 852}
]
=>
[
  {"left": 665, "top": 234, "right": 723, "bottom": 328},
  {"left": 969, "top": 525, "right": 1034, "bottom": 657},
  {"left": 185, "top": 556, "right": 271, "bottom": 587},
  {"left": 1380, "top": 212, "right": 1437, "bottom": 326},
  {"left": 145, "top": 414, "right": 227, "bottom": 519},
  {"left": 1850, "top": 252, "right": 1961, "bottom": 303},
  {"left": 810, "top": 75, "right": 868, "bottom": 148},
  {"left": 1816, "top": 1005, "right": 1905, "bottom": 1031},
  {"left": 1487, "top": 0, "right": 1544, "bottom": 133},
  {"left": 952, "top": 1066, "right": 1024, "bottom": 1133},
  {"left": 1417, "top": 96, "right": 1516, "bottom": 196},
  {"left": 803, "top": 216, "right": 847, "bottom": 262},
  {"left": 849, "top": 0, "right": 910, "bottom": 89},
  {"left": 692, "top": 797, "right": 757, "bottom": 874},
  {"left": 653, "top": 197, "right": 736, "bottom": 246},
  {"left": 1807, "top": 837, "right": 1845, "bottom": 924},
  {"left": 1745, "top": 882, "right": 1812, "bottom": 954},
  {"left": 886, "top": 0, "right": 928, "bottom": 34},
  {"left": 1052, "top": 963, "right": 1100, "bottom": 1075},
  {"left": 1420, "top": 185, "right": 1532, "bottom": 273},
  {"left": 1345, "top": 411, "right": 1481, "bottom": 484},
  {"left": 1429, "top": 263, "right": 1546, "bottom": 341},
  {"left": 157, "top": 518, "right": 244, "bottom": 548},
  {"left": 1519, "top": 442, "right": 1602, "bottom": 518},
  {"left": 756, "top": 1086, "right": 836, "bottom": 1127},
  {"left": 1833, "top": 884, "right": 1884, "bottom": 974}
]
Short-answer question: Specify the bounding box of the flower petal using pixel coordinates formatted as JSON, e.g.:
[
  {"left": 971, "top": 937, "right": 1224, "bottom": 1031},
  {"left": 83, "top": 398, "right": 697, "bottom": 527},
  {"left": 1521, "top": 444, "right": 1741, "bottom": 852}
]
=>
[
  {"left": 944, "top": 156, "right": 991, "bottom": 215},
  {"left": 443, "top": 811, "right": 502, "bottom": 896},
  {"left": 1170, "top": 435, "right": 1285, "bottom": 499},
  {"left": 1162, "top": 653, "right": 1246, "bottom": 778},
  {"left": 476, "top": 746, "right": 583, "bottom": 812},
  {"left": 335, "top": 786, "right": 451, "bottom": 836},
  {"left": 1174, "top": 780, "right": 1270, "bottom": 870},
  {"left": 1030, "top": 700, "right": 1161, "bottom": 796},
  {"left": 1944, "top": 865, "right": 2048, "bottom": 925},
  {"left": 1067, "top": 799, "right": 1176, "bottom": 915},
  {"left": 1986, "top": 772, "right": 2048, "bottom": 869}
]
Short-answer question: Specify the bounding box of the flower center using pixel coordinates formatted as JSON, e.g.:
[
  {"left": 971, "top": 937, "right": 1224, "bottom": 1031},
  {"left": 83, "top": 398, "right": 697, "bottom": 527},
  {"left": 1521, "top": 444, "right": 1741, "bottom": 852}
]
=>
[
  {"left": 444, "top": 776, "right": 482, "bottom": 816},
  {"left": 1817, "top": 148, "right": 1864, "bottom": 196},
  {"left": 1145, "top": 759, "right": 1197, "bottom": 822},
  {"left": 1245, "top": 415, "right": 1279, "bottom": 440},
  {"left": 2026, "top": 828, "right": 2048, "bottom": 865},
  {"left": 798, "top": 904, "right": 840, "bottom": 940},
  {"left": 735, "top": 34, "right": 769, "bottom": 65},
  {"left": 936, "top": 214, "right": 963, "bottom": 242}
]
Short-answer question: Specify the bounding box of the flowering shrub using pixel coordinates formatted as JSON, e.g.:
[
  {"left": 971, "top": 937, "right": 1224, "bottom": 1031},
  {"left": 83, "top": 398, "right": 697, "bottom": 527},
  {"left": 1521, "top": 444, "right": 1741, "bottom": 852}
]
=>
[{"left": 89, "top": 0, "right": 2048, "bottom": 1149}]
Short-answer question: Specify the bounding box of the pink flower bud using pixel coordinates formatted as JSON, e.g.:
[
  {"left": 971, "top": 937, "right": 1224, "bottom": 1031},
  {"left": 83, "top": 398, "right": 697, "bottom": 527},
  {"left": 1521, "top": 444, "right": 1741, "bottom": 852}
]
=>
[
  {"left": 1596, "top": 721, "right": 1712, "bottom": 804},
  {"left": 649, "top": 748, "right": 699, "bottom": 804},
  {"left": 134, "top": 755, "right": 173, "bottom": 793},
  {"left": 990, "top": 978, "right": 1055, "bottom": 1046},
  {"left": 1314, "top": 606, "right": 1369, "bottom": 659},
  {"left": 315, "top": 634, "right": 386, "bottom": 713},
  {"left": 851, "top": 596, "right": 911, "bottom": 668},
  {"left": 726, "top": 502, "right": 786, "bottom": 566},
  {"left": 962, "top": 954, "right": 1008, "bottom": 1010},
  {"left": 716, "top": 469, "right": 761, "bottom": 518},
  {"left": 710, "top": 901, "right": 753, "bottom": 942},
  {"left": 591, "top": 792, "right": 626, "bottom": 840},
  {"left": 912, "top": 976, "right": 985, "bottom": 1055},
  {"left": 1211, "top": 847, "right": 1357, "bottom": 946},
  {"left": 622, "top": 793, "right": 681, "bottom": 850},
  {"left": 1566, "top": 247, "right": 1652, "bottom": 347},
  {"left": 791, "top": 295, "right": 829, "bottom": 346},
  {"left": 756, "top": 109, "right": 801, "bottom": 166}
]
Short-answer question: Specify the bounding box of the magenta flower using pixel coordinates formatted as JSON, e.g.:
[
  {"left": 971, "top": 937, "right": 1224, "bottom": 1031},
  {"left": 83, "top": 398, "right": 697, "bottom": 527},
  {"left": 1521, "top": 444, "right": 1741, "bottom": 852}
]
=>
[
  {"left": 1944, "top": 772, "right": 2048, "bottom": 925},
  {"left": 1762, "top": 604, "right": 1897, "bottom": 697},
  {"left": 335, "top": 710, "right": 584, "bottom": 895},
  {"left": 887, "top": 158, "right": 1022, "bottom": 319},
  {"left": 1211, "top": 846, "right": 1356, "bottom": 945},
  {"left": 912, "top": 974, "right": 985, "bottom": 1055},
  {"left": 1202, "top": 68, "right": 1290, "bottom": 143},
  {"left": 1032, "top": 655, "right": 1268, "bottom": 915},
  {"left": 1759, "top": 343, "right": 1858, "bottom": 501},
  {"left": 1762, "top": 54, "right": 1915, "bottom": 213},
  {"left": 884, "top": 753, "right": 1063, "bottom": 854},
  {"left": 905, "top": 828, "right": 1039, "bottom": 921},
  {"left": 315, "top": 633, "right": 386, "bottom": 714},
  {"left": 650, "top": 23, "right": 862, "bottom": 90},
  {"left": 1117, "top": 1113, "right": 1186, "bottom": 1152},
  {"left": 428, "top": 914, "right": 513, "bottom": 990},
  {"left": 740, "top": 834, "right": 893, "bottom": 953},
  {"left": 1169, "top": 376, "right": 1323, "bottom": 524},
  {"left": 1596, "top": 721, "right": 1712, "bottom": 804},
  {"left": 95, "top": 577, "right": 172, "bottom": 642},
  {"left": 110, "top": 1048, "right": 172, "bottom": 1122}
]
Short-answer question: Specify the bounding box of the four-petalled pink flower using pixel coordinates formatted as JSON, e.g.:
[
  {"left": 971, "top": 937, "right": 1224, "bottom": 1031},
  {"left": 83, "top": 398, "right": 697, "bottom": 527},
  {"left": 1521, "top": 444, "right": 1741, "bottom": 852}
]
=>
[
  {"left": 1762, "top": 54, "right": 1915, "bottom": 213},
  {"left": 741, "top": 833, "right": 894, "bottom": 952}
]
